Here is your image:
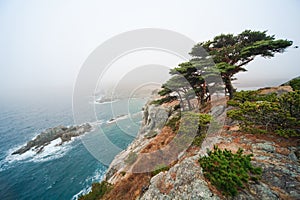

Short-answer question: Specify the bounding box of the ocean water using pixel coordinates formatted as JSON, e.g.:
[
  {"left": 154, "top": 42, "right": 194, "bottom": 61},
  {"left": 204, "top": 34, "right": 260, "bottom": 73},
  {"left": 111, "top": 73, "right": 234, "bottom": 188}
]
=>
[{"left": 0, "top": 93, "right": 147, "bottom": 200}]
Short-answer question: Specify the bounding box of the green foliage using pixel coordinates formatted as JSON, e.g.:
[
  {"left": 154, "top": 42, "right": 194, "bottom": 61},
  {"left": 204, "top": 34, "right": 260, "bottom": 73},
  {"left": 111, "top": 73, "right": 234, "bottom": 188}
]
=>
[
  {"left": 152, "top": 96, "right": 177, "bottom": 105},
  {"left": 181, "top": 112, "right": 212, "bottom": 135},
  {"left": 172, "top": 112, "right": 212, "bottom": 150},
  {"left": 227, "top": 90, "right": 300, "bottom": 137},
  {"left": 199, "top": 146, "right": 262, "bottom": 196},
  {"left": 151, "top": 164, "right": 170, "bottom": 176},
  {"left": 124, "top": 151, "right": 138, "bottom": 165},
  {"left": 275, "top": 129, "right": 298, "bottom": 137},
  {"left": 289, "top": 77, "right": 300, "bottom": 90},
  {"left": 178, "top": 112, "right": 212, "bottom": 147},
  {"left": 190, "top": 30, "right": 292, "bottom": 98},
  {"left": 150, "top": 96, "right": 177, "bottom": 105},
  {"left": 191, "top": 134, "right": 206, "bottom": 147},
  {"left": 279, "top": 90, "right": 300, "bottom": 119},
  {"left": 79, "top": 181, "right": 113, "bottom": 200},
  {"left": 165, "top": 114, "right": 181, "bottom": 132}
]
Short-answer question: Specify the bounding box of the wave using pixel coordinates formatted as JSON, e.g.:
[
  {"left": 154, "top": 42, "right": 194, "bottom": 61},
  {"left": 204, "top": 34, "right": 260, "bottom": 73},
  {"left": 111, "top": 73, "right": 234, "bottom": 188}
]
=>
[
  {"left": 0, "top": 138, "right": 77, "bottom": 172},
  {"left": 106, "top": 114, "right": 129, "bottom": 124},
  {"left": 93, "top": 99, "right": 120, "bottom": 105},
  {"left": 71, "top": 187, "right": 91, "bottom": 200},
  {"left": 0, "top": 121, "right": 105, "bottom": 172}
]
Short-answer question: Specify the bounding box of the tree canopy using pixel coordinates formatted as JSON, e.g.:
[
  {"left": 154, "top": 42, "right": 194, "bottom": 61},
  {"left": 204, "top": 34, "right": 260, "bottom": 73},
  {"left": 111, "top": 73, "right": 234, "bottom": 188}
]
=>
[
  {"left": 155, "top": 30, "right": 292, "bottom": 110},
  {"left": 190, "top": 30, "right": 292, "bottom": 98}
]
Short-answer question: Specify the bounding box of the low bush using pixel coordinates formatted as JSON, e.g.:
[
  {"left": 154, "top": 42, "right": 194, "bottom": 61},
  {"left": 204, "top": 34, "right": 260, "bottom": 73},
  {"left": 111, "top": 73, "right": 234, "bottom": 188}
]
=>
[
  {"left": 151, "top": 164, "right": 170, "bottom": 176},
  {"left": 199, "top": 146, "right": 262, "bottom": 196},
  {"left": 227, "top": 91, "right": 300, "bottom": 137},
  {"left": 165, "top": 114, "right": 181, "bottom": 132},
  {"left": 289, "top": 77, "right": 300, "bottom": 90},
  {"left": 79, "top": 181, "right": 113, "bottom": 200},
  {"left": 191, "top": 134, "right": 206, "bottom": 147}
]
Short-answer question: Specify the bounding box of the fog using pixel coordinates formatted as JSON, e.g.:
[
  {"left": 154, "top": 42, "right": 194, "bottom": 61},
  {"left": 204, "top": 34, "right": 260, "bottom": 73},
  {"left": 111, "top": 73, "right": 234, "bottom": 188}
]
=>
[{"left": 1, "top": 0, "right": 299, "bottom": 101}]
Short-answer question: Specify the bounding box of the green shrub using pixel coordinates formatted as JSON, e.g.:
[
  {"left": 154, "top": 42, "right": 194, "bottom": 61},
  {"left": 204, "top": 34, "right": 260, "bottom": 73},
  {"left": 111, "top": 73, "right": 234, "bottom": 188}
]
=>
[
  {"left": 279, "top": 90, "right": 300, "bottom": 119},
  {"left": 275, "top": 129, "right": 298, "bottom": 138},
  {"left": 175, "top": 112, "right": 211, "bottom": 147},
  {"left": 289, "top": 77, "right": 300, "bottom": 90},
  {"left": 79, "top": 181, "right": 113, "bottom": 200},
  {"left": 191, "top": 134, "right": 206, "bottom": 147},
  {"left": 165, "top": 114, "right": 181, "bottom": 132},
  {"left": 150, "top": 96, "right": 177, "bottom": 105},
  {"left": 227, "top": 91, "right": 300, "bottom": 137},
  {"left": 151, "top": 164, "right": 170, "bottom": 176},
  {"left": 199, "top": 146, "right": 262, "bottom": 196}
]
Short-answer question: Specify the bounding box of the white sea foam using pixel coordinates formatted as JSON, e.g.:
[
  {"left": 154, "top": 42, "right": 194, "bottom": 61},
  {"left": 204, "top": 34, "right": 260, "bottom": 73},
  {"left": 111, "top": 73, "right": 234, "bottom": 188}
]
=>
[
  {"left": 1, "top": 122, "right": 102, "bottom": 168},
  {"left": 1, "top": 137, "right": 77, "bottom": 169},
  {"left": 94, "top": 99, "right": 120, "bottom": 105},
  {"left": 29, "top": 138, "right": 70, "bottom": 163},
  {"left": 106, "top": 114, "right": 129, "bottom": 124},
  {"left": 71, "top": 187, "right": 91, "bottom": 200}
]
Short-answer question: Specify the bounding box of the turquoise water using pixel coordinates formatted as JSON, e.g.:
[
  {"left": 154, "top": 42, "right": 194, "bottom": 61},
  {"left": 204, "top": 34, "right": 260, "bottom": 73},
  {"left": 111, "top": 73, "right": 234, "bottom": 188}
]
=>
[{"left": 0, "top": 94, "right": 147, "bottom": 200}]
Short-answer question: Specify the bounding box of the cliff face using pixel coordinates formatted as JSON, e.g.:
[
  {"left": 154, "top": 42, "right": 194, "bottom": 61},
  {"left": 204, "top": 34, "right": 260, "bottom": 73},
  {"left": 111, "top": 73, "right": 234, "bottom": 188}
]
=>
[
  {"left": 102, "top": 90, "right": 299, "bottom": 200},
  {"left": 104, "top": 101, "right": 172, "bottom": 183}
]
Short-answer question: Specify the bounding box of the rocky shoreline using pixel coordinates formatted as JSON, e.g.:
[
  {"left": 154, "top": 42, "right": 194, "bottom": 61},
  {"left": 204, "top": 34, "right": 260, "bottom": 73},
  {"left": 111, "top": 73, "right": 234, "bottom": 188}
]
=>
[{"left": 12, "top": 123, "right": 92, "bottom": 155}]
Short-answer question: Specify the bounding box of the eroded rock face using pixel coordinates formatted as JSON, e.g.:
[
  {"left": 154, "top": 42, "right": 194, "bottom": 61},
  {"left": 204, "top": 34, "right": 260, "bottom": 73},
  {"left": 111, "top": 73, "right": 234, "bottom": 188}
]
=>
[
  {"left": 12, "top": 123, "right": 92, "bottom": 155},
  {"left": 139, "top": 103, "right": 171, "bottom": 136},
  {"left": 140, "top": 156, "right": 220, "bottom": 200},
  {"left": 104, "top": 101, "right": 171, "bottom": 183}
]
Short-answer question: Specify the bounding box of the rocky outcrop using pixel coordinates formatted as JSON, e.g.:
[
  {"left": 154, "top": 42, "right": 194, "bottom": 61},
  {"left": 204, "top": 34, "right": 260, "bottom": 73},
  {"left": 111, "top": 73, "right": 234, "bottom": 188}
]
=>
[
  {"left": 140, "top": 103, "right": 171, "bottom": 136},
  {"left": 12, "top": 123, "right": 92, "bottom": 155},
  {"left": 217, "top": 132, "right": 300, "bottom": 199},
  {"left": 102, "top": 88, "right": 299, "bottom": 200},
  {"left": 140, "top": 127, "right": 299, "bottom": 200},
  {"left": 258, "top": 85, "right": 293, "bottom": 95},
  {"left": 141, "top": 156, "right": 220, "bottom": 200},
  {"left": 104, "top": 101, "right": 171, "bottom": 183}
]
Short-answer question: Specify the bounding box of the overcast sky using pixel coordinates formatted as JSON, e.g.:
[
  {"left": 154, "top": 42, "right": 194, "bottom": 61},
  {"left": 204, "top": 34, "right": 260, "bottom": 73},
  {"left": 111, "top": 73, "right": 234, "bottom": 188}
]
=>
[{"left": 0, "top": 0, "right": 299, "bottom": 98}]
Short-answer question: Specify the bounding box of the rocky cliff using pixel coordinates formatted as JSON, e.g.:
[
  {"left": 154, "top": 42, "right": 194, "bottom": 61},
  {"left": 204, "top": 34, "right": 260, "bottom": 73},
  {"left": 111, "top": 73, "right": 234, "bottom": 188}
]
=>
[{"left": 99, "top": 87, "right": 299, "bottom": 200}]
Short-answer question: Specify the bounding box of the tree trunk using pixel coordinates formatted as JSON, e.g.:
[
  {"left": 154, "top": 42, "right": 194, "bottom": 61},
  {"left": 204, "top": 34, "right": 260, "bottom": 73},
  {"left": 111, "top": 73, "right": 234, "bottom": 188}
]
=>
[
  {"left": 186, "top": 98, "right": 192, "bottom": 111},
  {"left": 224, "top": 77, "right": 235, "bottom": 99},
  {"left": 177, "top": 92, "right": 184, "bottom": 111}
]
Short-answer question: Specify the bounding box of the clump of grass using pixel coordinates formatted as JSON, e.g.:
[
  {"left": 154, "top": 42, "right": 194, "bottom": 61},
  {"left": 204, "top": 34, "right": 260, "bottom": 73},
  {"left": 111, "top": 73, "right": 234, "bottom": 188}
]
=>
[
  {"left": 199, "top": 146, "right": 262, "bottom": 196},
  {"left": 79, "top": 181, "right": 113, "bottom": 200},
  {"left": 165, "top": 114, "right": 181, "bottom": 132},
  {"left": 151, "top": 164, "right": 170, "bottom": 176},
  {"left": 191, "top": 134, "right": 206, "bottom": 147}
]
